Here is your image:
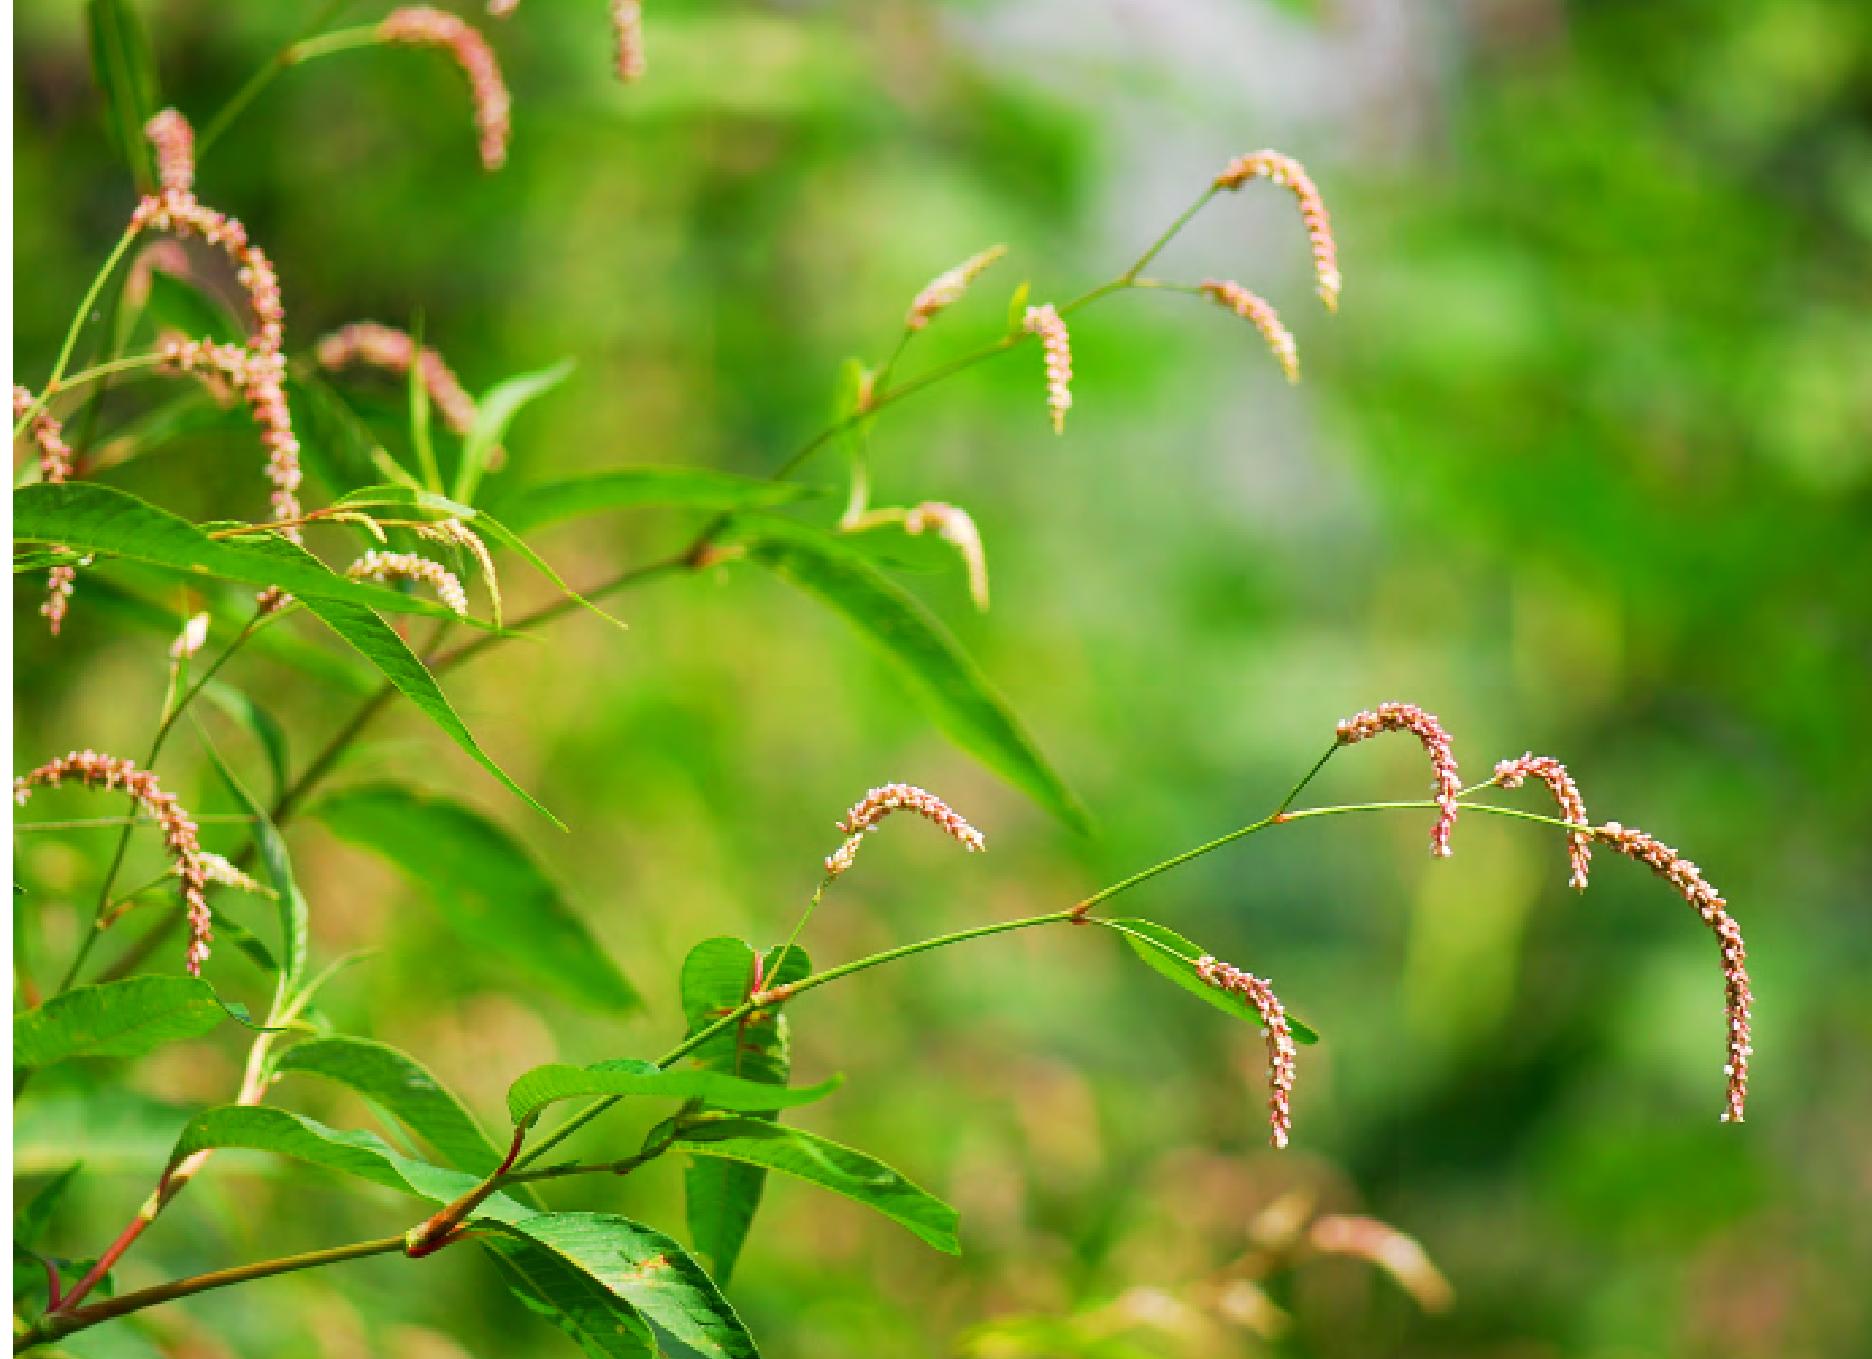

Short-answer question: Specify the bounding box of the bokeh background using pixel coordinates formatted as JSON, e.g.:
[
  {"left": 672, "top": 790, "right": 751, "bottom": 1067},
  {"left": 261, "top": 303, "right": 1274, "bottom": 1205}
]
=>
[{"left": 13, "top": 1, "right": 1872, "bottom": 1356}]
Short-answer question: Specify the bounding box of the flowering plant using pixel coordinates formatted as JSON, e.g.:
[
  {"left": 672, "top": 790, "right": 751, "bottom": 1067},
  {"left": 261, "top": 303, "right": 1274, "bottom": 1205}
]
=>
[{"left": 12, "top": 6, "right": 1749, "bottom": 1355}]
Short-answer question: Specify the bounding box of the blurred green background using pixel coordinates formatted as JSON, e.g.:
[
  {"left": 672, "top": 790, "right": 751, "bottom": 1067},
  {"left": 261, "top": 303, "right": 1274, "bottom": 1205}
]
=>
[{"left": 13, "top": 1, "right": 1872, "bottom": 1356}]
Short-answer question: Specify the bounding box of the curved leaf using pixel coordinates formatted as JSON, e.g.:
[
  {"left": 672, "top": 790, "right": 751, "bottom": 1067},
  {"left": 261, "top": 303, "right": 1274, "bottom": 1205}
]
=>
[
  {"left": 482, "top": 1235, "right": 656, "bottom": 1358},
  {"left": 507, "top": 1059, "right": 839, "bottom": 1127},
  {"left": 85, "top": 0, "right": 160, "bottom": 192},
  {"left": 496, "top": 1214, "right": 758, "bottom": 1359},
  {"left": 194, "top": 718, "right": 306, "bottom": 993},
  {"left": 490, "top": 466, "right": 808, "bottom": 533},
  {"left": 675, "top": 1120, "right": 960, "bottom": 1254},
  {"left": 274, "top": 1036, "right": 504, "bottom": 1175},
  {"left": 312, "top": 785, "right": 634, "bottom": 1012},
  {"left": 743, "top": 522, "right": 1087, "bottom": 832},
  {"left": 455, "top": 359, "right": 576, "bottom": 504},
  {"left": 14, "top": 978, "right": 224, "bottom": 1073},
  {"left": 1106, "top": 918, "right": 1320, "bottom": 1045},
  {"left": 12, "top": 482, "right": 462, "bottom": 619}
]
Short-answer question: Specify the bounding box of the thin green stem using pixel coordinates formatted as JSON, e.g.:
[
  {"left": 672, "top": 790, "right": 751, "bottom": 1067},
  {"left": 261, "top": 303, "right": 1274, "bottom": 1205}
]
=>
[
  {"left": 46, "top": 352, "right": 165, "bottom": 395},
  {"left": 15, "top": 226, "right": 142, "bottom": 441},
  {"left": 286, "top": 25, "right": 383, "bottom": 64},
  {"left": 1120, "top": 186, "right": 1217, "bottom": 283},
  {"left": 195, "top": 1, "right": 359, "bottom": 157},
  {"left": 767, "top": 874, "right": 834, "bottom": 997},
  {"left": 13, "top": 814, "right": 259, "bottom": 833},
  {"left": 17, "top": 1236, "right": 403, "bottom": 1350},
  {"left": 1275, "top": 742, "right": 1339, "bottom": 816},
  {"left": 1282, "top": 798, "right": 1584, "bottom": 835}
]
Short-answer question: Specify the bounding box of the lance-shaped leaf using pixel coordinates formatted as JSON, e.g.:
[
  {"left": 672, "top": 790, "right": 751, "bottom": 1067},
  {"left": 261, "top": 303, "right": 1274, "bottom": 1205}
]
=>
[
  {"left": 195, "top": 719, "right": 307, "bottom": 993},
  {"left": 743, "top": 522, "right": 1088, "bottom": 832},
  {"left": 454, "top": 358, "right": 576, "bottom": 504},
  {"left": 85, "top": 0, "right": 159, "bottom": 192},
  {"left": 167, "top": 1106, "right": 531, "bottom": 1222},
  {"left": 313, "top": 785, "right": 635, "bottom": 1013},
  {"left": 675, "top": 1120, "right": 960, "bottom": 1254},
  {"left": 14, "top": 978, "right": 225, "bottom": 1073},
  {"left": 198, "top": 681, "right": 290, "bottom": 806},
  {"left": 677, "top": 939, "right": 810, "bottom": 1283},
  {"left": 507, "top": 1059, "right": 840, "bottom": 1128},
  {"left": 12, "top": 483, "right": 464, "bottom": 619},
  {"left": 275, "top": 1036, "right": 505, "bottom": 1175},
  {"left": 489, "top": 466, "right": 808, "bottom": 533},
  {"left": 493, "top": 1214, "right": 758, "bottom": 1359},
  {"left": 1105, "top": 918, "right": 1320, "bottom": 1044}
]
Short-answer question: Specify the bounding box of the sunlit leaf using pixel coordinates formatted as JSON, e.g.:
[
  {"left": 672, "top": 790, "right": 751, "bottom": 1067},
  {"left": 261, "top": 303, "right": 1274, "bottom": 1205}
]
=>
[
  {"left": 676, "top": 1120, "right": 960, "bottom": 1254},
  {"left": 14, "top": 1091, "right": 191, "bottom": 1176},
  {"left": 482, "top": 1234, "right": 657, "bottom": 1358},
  {"left": 744, "top": 522, "right": 1088, "bottom": 831},
  {"left": 85, "top": 0, "right": 160, "bottom": 192},
  {"left": 312, "top": 785, "right": 634, "bottom": 1011},
  {"left": 507, "top": 1059, "right": 840, "bottom": 1128},
  {"left": 455, "top": 358, "right": 576, "bottom": 504},
  {"left": 489, "top": 466, "right": 808, "bottom": 534},
  {"left": 1105, "top": 918, "right": 1319, "bottom": 1044},
  {"left": 493, "top": 1214, "right": 758, "bottom": 1359},
  {"left": 14, "top": 978, "right": 225, "bottom": 1073},
  {"left": 11, "top": 483, "right": 462, "bottom": 619}
]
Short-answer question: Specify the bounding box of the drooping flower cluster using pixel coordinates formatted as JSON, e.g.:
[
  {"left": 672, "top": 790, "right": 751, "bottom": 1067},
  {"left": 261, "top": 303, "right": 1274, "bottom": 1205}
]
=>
[
  {"left": 1199, "top": 279, "right": 1300, "bottom": 384},
  {"left": 903, "top": 502, "right": 990, "bottom": 611},
  {"left": 144, "top": 108, "right": 194, "bottom": 194},
  {"left": 906, "top": 245, "right": 1007, "bottom": 331},
  {"left": 345, "top": 550, "right": 471, "bottom": 617},
  {"left": 612, "top": 0, "right": 647, "bottom": 82},
  {"left": 1022, "top": 303, "right": 1073, "bottom": 434},
  {"left": 130, "top": 137, "right": 299, "bottom": 528},
  {"left": 13, "top": 751, "right": 213, "bottom": 974},
  {"left": 1307, "top": 1216, "right": 1453, "bottom": 1311},
  {"left": 13, "top": 386, "right": 79, "bottom": 634},
  {"left": 1593, "top": 821, "right": 1752, "bottom": 1123},
  {"left": 1334, "top": 702, "right": 1462, "bottom": 858},
  {"left": 1194, "top": 955, "right": 1298, "bottom": 1149},
  {"left": 316, "top": 322, "right": 485, "bottom": 443},
  {"left": 824, "top": 783, "right": 986, "bottom": 878},
  {"left": 1492, "top": 753, "right": 1591, "bottom": 890},
  {"left": 380, "top": 7, "right": 512, "bottom": 171},
  {"left": 1213, "top": 149, "right": 1341, "bottom": 313},
  {"left": 418, "top": 518, "right": 501, "bottom": 623}
]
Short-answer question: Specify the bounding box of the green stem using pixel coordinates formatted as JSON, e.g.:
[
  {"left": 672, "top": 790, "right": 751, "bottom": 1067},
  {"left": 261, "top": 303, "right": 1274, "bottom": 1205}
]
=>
[
  {"left": 1275, "top": 742, "right": 1339, "bottom": 816},
  {"left": 194, "top": 2, "right": 360, "bottom": 157},
  {"left": 16, "top": 1236, "right": 403, "bottom": 1350},
  {"left": 1120, "top": 187, "right": 1217, "bottom": 283},
  {"left": 15, "top": 226, "right": 142, "bottom": 441}
]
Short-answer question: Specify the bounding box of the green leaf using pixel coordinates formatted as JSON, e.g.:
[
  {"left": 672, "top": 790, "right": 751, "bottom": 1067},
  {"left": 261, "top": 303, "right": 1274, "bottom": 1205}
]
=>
[
  {"left": 744, "top": 522, "right": 1088, "bottom": 831},
  {"left": 133, "top": 269, "right": 244, "bottom": 347},
  {"left": 1106, "top": 918, "right": 1320, "bottom": 1045},
  {"left": 294, "top": 370, "right": 392, "bottom": 498},
  {"left": 194, "top": 718, "right": 307, "bottom": 993},
  {"left": 287, "top": 586, "right": 558, "bottom": 824},
  {"left": 11, "top": 482, "right": 463, "bottom": 619},
  {"left": 455, "top": 359, "right": 576, "bottom": 504},
  {"left": 14, "top": 1164, "right": 84, "bottom": 1249},
  {"left": 198, "top": 681, "right": 290, "bottom": 806},
  {"left": 312, "top": 785, "right": 635, "bottom": 1012},
  {"left": 167, "top": 1106, "right": 532, "bottom": 1221},
  {"left": 675, "top": 1120, "right": 960, "bottom": 1254},
  {"left": 85, "top": 0, "right": 160, "bottom": 192},
  {"left": 482, "top": 1236, "right": 657, "bottom": 1359},
  {"left": 274, "top": 1036, "right": 507, "bottom": 1176},
  {"left": 1006, "top": 280, "right": 1032, "bottom": 331},
  {"left": 14, "top": 978, "right": 225, "bottom": 1073},
  {"left": 677, "top": 940, "right": 810, "bottom": 1282},
  {"left": 507, "top": 1059, "right": 840, "bottom": 1127},
  {"left": 14, "top": 1090, "right": 191, "bottom": 1176},
  {"left": 489, "top": 466, "right": 808, "bottom": 534},
  {"left": 495, "top": 1214, "right": 758, "bottom": 1359}
]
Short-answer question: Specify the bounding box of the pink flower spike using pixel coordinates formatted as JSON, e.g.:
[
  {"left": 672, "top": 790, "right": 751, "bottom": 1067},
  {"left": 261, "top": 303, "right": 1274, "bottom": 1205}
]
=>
[
  {"left": 1335, "top": 703, "right": 1462, "bottom": 858},
  {"left": 1212, "top": 149, "right": 1341, "bottom": 312},
  {"left": 144, "top": 108, "right": 195, "bottom": 195},
  {"left": 1195, "top": 955, "right": 1298, "bottom": 1148},
  {"left": 14, "top": 386, "right": 80, "bottom": 634},
  {"left": 346, "top": 550, "right": 471, "bottom": 617},
  {"left": 1022, "top": 303, "right": 1073, "bottom": 434},
  {"left": 903, "top": 501, "right": 990, "bottom": 611},
  {"left": 14, "top": 751, "right": 213, "bottom": 974},
  {"left": 380, "top": 7, "right": 512, "bottom": 171},
  {"left": 906, "top": 244, "right": 1007, "bottom": 332},
  {"left": 1492, "top": 753, "right": 1591, "bottom": 890},
  {"left": 316, "top": 322, "right": 485, "bottom": 442},
  {"left": 1199, "top": 279, "right": 1300, "bottom": 384},
  {"left": 824, "top": 783, "right": 985, "bottom": 878},
  {"left": 612, "top": 0, "right": 647, "bottom": 83},
  {"left": 1593, "top": 820, "right": 1752, "bottom": 1123}
]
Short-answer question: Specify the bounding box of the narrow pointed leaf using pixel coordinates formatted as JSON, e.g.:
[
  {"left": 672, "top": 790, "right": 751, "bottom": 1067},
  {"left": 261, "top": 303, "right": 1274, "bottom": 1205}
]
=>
[
  {"left": 498, "top": 1214, "right": 758, "bottom": 1359},
  {"left": 1106, "top": 918, "right": 1319, "bottom": 1044},
  {"left": 507, "top": 1060, "right": 840, "bottom": 1127},
  {"left": 744, "top": 522, "right": 1088, "bottom": 831},
  {"left": 675, "top": 1120, "right": 960, "bottom": 1254},
  {"left": 194, "top": 719, "right": 307, "bottom": 992},
  {"left": 274, "top": 1036, "right": 505, "bottom": 1175},
  {"left": 455, "top": 359, "right": 575, "bottom": 503},
  {"left": 85, "top": 0, "right": 160, "bottom": 192},
  {"left": 312, "top": 785, "right": 635, "bottom": 1012},
  {"left": 14, "top": 978, "right": 225, "bottom": 1073},
  {"left": 490, "top": 467, "right": 808, "bottom": 533}
]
